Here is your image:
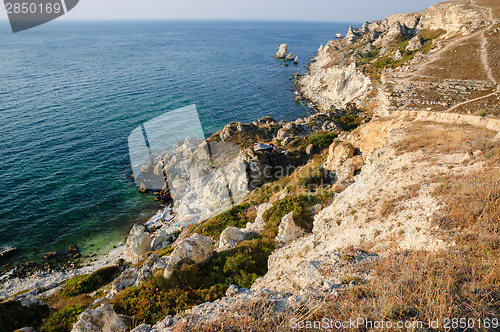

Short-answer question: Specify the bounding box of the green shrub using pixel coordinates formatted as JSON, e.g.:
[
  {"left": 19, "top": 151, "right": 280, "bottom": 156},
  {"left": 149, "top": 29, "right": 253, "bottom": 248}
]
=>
[
  {"left": 40, "top": 305, "right": 86, "bottom": 332},
  {"left": 60, "top": 265, "right": 120, "bottom": 298},
  {"left": 193, "top": 203, "right": 251, "bottom": 239},
  {"left": 338, "top": 111, "right": 362, "bottom": 131},
  {"left": 113, "top": 236, "right": 274, "bottom": 324},
  {"left": 305, "top": 132, "right": 338, "bottom": 151},
  {"left": 0, "top": 301, "right": 50, "bottom": 332},
  {"left": 297, "top": 167, "right": 333, "bottom": 188},
  {"left": 263, "top": 195, "right": 317, "bottom": 232}
]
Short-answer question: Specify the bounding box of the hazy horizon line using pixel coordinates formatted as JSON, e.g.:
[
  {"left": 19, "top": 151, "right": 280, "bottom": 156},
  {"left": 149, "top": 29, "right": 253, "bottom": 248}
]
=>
[{"left": 0, "top": 17, "right": 363, "bottom": 25}]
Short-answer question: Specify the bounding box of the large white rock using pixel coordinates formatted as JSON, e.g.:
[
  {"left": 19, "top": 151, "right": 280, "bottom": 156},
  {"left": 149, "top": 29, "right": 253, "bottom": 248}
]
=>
[
  {"left": 219, "top": 226, "right": 245, "bottom": 250},
  {"left": 71, "top": 303, "right": 126, "bottom": 332},
  {"left": 297, "top": 62, "right": 371, "bottom": 110},
  {"left": 126, "top": 224, "right": 152, "bottom": 257},
  {"left": 274, "top": 43, "right": 288, "bottom": 58},
  {"left": 164, "top": 233, "right": 213, "bottom": 279},
  {"left": 406, "top": 34, "right": 423, "bottom": 51},
  {"left": 276, "top": 212, "right": 305, "bottom": 245},
  {"left": 324, "top": 142, "right": 355, "bottom": 171}
]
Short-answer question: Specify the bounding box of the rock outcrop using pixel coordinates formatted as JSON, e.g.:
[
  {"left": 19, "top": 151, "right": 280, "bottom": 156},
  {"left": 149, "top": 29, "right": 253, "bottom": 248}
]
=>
[
  {"left": 274, "top": 44, "right": 288, "bottom": 58},
  {"left": 164, "top": 233, "right": 213, "bottom": 279},
  {"left": 71, "top": 303, "right": 125, "bottom": 332},
  {"left": 297, "top": 62, "right": 371, "bottom": 110}
]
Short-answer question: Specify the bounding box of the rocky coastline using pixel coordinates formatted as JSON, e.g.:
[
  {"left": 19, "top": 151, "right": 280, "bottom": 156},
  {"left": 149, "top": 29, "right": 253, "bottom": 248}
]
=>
[{"left": 2, "top": 0, "right": 499, "bottom": 331}]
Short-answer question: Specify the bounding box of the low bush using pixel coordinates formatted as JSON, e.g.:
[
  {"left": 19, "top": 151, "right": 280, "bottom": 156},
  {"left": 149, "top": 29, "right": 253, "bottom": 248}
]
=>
[
  {"left": 40, "top": 305, "right": 86, "bottom": 332},
  {"left": 60, "top": 265, "right": 120, "bottom": 298},
  {"left": 263, "top": 195, "right": 317, "bottom": 233},
  {"left": 0, "top": 300, "right": 50, "bottom": 332},
  {"left": 193, "top": 203, "right": 251, "bottom": 239},
  {"left": 112, "top": 236, "right": 274, "bottom": 325},
  {"left": 304, "top": 132, "right": 338, "bottom": 151},
  {"left": 338, "top": 110, "right": 362, "bottom": 131}
]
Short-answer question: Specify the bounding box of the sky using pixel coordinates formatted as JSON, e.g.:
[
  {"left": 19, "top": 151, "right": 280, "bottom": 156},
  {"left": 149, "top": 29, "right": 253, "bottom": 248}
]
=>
[{"left": 1, "top": 0, "right": 445, "bottom": 23}]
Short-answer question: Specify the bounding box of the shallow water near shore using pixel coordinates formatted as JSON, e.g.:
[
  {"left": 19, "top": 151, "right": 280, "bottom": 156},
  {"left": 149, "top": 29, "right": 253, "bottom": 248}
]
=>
[{"left": 0, "top": 19, "right": 354, "bottom": 266}]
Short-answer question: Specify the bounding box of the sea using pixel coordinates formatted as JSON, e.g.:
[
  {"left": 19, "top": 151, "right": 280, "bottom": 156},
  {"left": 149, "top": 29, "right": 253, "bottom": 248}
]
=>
[{"left": 0, "top": 19, "right": 354, "bottom": 265}]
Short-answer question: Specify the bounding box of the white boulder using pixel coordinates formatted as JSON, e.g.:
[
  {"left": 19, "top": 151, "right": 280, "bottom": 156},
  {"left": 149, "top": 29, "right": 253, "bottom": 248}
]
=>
[
  {"left": 324, "top": 142, "right": 355, "bottom": 171},
  {"left": 218, "top": 226, "right": 245, "bottom": 250},
  {"left": 71, "top": 303, "right": 126, "bottom": 332},
  {"left": 276, "top": 212, "right": 305, "bottom": 245},
  {"left": 242, "top": 202, "right": 272, "bottom": 234},
  {"left": 126, "top": 224, "right": 151, "bottom": 256},
  {"left": 164, "top": 233, "right": 213, "bottom": 279}
]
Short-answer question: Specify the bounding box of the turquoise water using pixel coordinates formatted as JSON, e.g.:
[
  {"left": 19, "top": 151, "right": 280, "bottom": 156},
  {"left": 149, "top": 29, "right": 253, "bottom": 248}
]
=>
[{"left": 0, "top": 20, "right": 353, "bottom": 262}]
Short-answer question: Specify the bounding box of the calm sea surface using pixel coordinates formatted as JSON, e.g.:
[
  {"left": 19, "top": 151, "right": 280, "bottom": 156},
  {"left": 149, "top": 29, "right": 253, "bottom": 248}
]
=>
[{"left": 0, "top": 20, "right": 353, "bottom": 262}]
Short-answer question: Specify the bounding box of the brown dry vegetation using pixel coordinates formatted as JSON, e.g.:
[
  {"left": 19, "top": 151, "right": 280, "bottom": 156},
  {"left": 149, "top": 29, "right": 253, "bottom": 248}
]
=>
[
  {"left": 476, "top": 0, "right": 500, "bottom": 19},
  {"left": 421, "top": 35, "right": 488, "bottom": 81},
  {"left": 454, "top": 92, "right": 500, "bottom": 117},
  {"left": 394, "top": 122, "right": 496, "bottom": 155},
  {"left": 485, "top": 27, "right": 500, "bottom": 86}
]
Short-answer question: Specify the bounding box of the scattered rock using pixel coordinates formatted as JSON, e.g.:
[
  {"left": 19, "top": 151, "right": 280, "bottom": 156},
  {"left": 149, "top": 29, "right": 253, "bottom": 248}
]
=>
[
  {"left": 324, "top": 142, "right": 355, "bottom": 171},
  {"left": 69, "top": 245, "right": 79, "bottom": 254},
  {"left": 286, "top": 53, "right": 294, "bottom": 61},
  {"left": 393, "top": 49, "right": 402, "bottom": 60},
  {"left": 43, "top": 252, "right": 57, "bottom": 260},
  {"left": 131, "top": 324, "right": 152, "bottom": 332},
  {"left": 293, "top": 56, "right": 299, "bottom": 65},
  {"left": 226, "top": 284, "right": 240, "bottom": 297},
  {"left": 0, "top": 247, "right": 18, "bottom": 260},
  {"left": 352, "top": 155, "right": 364, "bottom": 171},
  {"left": 406, "top": 34, "right": 423, "bottom": 51},
  {"left": 274, "top": 43, "right": 288, "bottom": 59},
  {"left": 71, "top": 303, "right": 126, "bottom": 332}
]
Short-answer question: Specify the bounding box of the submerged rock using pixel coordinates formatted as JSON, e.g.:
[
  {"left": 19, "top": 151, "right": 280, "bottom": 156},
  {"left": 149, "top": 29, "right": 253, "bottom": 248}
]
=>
[{"left": 0, "top": 247, "right": 18, "bottom": 260}]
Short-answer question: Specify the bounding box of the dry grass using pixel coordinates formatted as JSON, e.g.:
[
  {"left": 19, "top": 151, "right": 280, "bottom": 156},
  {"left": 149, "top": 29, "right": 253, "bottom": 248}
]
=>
[
  {"left": 395, "top": 122, "right": 496, "bottom": 155},
  {"left": 421, "top": 34, "right": 488, "bottom": 81},
  {"left": 453, "top": 92, "right": 500, "bottom": 117},
  {"left": 476, "top": 0, "right": 500, "bottom": 19},
  {"left": 380, "top": 184, "right": 421, "bottom": 218},
  {"left": 485, "top": 27, "right": 500, "bottom": 86}
]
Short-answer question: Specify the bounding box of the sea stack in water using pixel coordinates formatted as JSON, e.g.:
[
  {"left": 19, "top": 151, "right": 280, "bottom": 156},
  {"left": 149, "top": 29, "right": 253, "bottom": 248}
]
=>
[
  {"left": 293, "top": 56, "right": 299, "bottom": 65},
  {"left": 274, "top": 43, "right": 288, "bottom": 58},
  {"left": 285, "top": 53, "right": 294, "bottom": 61}
]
